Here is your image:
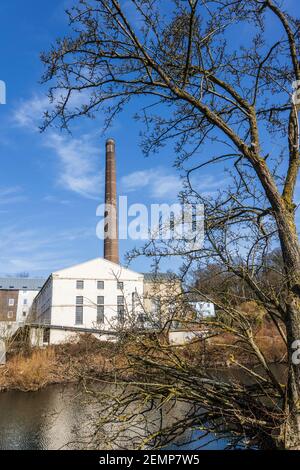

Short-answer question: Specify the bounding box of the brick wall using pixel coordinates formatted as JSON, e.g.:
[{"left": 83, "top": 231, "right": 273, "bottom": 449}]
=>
[{"left": 0, "top": 290, "right": 18, "bottom": 321}]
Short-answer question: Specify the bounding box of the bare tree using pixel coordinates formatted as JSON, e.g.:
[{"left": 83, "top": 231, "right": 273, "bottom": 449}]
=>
[{"left": 41, "top": 0, "right": 300, "bottom": 449}]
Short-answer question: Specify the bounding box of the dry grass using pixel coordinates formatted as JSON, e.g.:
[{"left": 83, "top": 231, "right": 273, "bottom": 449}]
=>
[
  {"left": 0, "top": 348, "right": 57, "bottom": 391},
  {"left": 0, "top": 336, "right": 123, "bottom": 392}
]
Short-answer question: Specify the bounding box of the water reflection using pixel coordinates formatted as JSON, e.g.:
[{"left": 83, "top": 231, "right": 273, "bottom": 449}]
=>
[
  {"left": 0, "top": 384, "right": 230, "bottom": 450},
  {"left": 0, "top": 385, "right": 91, "bottom": 450}
]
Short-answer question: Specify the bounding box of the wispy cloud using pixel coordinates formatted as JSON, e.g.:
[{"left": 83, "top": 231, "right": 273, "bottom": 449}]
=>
[
  {"left": 0, "top": 224, "right": 94, "bottom": 275},
  {"left": 13, "top": 94, "right": 49, "bottom": 129},
  {"left": 13, "top": 91, "right": 92, "bottom": 131},
  {"left": 13, "top": 94, "right": 103, "bottom": 199},
  {"left": 45, "top": 132, "right": 102, "bottom": 199},
  {"left": 122, "top": 168, "right": 227, "bottom": 200},
  {"left": 0, "top": 186, "right": 26, "bottom": 205},
  {"left": 188, "top": 173, "right": 229, "bottom": 197},
  {"left": 121, "top": 168, "right": 182, "bottom": 199},
  {"left": 43, "top": 195, "right": 71, "bottom": 205}
]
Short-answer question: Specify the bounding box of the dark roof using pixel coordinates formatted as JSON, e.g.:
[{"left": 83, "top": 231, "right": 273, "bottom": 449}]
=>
[
  {"left": 143, "top": 272, "right": 178, "bottom": 282},
  {"left": 0, "top": 278, "right": 46, "bottom": 291}
]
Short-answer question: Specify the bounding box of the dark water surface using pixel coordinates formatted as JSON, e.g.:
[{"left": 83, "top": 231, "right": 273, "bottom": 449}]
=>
[{"left": 0, "top": 384, "right": 230, "bottom": 450}]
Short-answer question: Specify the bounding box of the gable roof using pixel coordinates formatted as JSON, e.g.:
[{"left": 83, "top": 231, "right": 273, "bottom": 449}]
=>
[
  {"left": 0, "top": 277, "right": 46, "bottom": 291},
  {"left": 53, "top": 257, "right": 143, "bottom": 278}
]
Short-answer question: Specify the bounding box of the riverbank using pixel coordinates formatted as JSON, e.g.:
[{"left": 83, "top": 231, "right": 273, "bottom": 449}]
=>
[
  {"left": 0, "top": 336, "right": 118, "bottom": 392},
  {"left": 0, "top": 322, "right": 286, "bottom": 393}
]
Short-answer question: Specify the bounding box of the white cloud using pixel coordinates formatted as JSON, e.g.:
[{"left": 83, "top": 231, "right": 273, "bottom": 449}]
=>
[
  {"left": 121, "top": 168, "right": 182, "bottom": 199},
  {"left": 13, "top": 90, "right": 92, "bottom": 131},
  {"left": 13, "top": 94, "right": 49, "bottom": 129},
  {"left": 152, "top": 174, "right": 182, "bottom": 198},
  {"left": 121, "top": 170, "right": 155, "bottom": 192},
  {"left": 45, "top": 132, "right": 103, "bottom": 199}
]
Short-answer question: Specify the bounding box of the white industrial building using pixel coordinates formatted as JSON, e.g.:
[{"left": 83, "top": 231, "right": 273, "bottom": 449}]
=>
[{"left": 30, "top": 258, "right": 145, "bottom": 345}]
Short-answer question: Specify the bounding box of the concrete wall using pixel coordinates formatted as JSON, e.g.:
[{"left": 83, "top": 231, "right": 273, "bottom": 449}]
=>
[
  {"left": 29, "top": 327, "right": 45, "bottom": 348},
  {"left": 0, "top": 340, "right": 5, "bottom": 364},
  {"left": 49, "top": 329, "right": 79, "bottom": 345},
  {"left": 29, "top": 327, "right": 118, "bottom": 346},
  {"left": 169, "top": 330, "right": 202, "bottom": 345}
]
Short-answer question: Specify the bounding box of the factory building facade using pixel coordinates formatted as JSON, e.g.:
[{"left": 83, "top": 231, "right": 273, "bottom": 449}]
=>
[
  {"left": 29, "top": 259, "right": 183, "bottom": 346},
  {"left": 30, "top": 258, "right": 145, "bottom": 345}
]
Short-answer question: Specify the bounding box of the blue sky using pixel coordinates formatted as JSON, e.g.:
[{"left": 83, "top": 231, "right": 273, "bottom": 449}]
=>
[
  {"left": 0, "top": 0, "right": 195, "bottom": 276},
  {"left": 0, "top": 0, "right": 297, "bottom": 277}
]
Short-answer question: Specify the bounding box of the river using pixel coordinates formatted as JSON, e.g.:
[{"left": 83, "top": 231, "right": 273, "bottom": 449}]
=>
[{"left": 0, "top": 384, "right": 230, "bottom": 450}]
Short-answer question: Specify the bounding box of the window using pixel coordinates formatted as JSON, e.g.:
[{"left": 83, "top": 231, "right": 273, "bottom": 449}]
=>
[
  {"left": 75, "top": 296, "right": 83, "bottom": 324},
  {"left": 7, "top": 311, "right": 14, "bottom": 319},
  {"left": 137, "top": 314, "right": 147, "bottom": 324},
  {"left": 97, "top": 306, "right": 104, "bottom": 323},
  {"left": 43, "top": 328, "right": 50, "bottom": 344},
  {"left": 76, "top": 280, "right": 84, "bottom": 289},
  {"left": 97, "top": 296, "right": 104, "bottom": 323},
  {"left": 97, "top": 281, "right": 104, "bottom": 289},
  {"left": 8, "top": 298, "right": 14, "bottom": 307},
  {"left": 117, "top": 296, "right": 125, "bottom": 322},
  {"left": 151, "top": 299, "right": 161, "bottom": 328},
  {"left": 118, "top": 305, "right": 125, "bottom": 322},
  {"left": 117, "top": 281, "right": 124, "bottom": 290},
  {"left": 152, "top": 299, "right": 161, "bottom": 314},
  {"left": 23, "top": 298, "right": 28, "bottom": 305},
  {"left": 23, "top": 311, "right": 27, "bottom": 317},
  {"left": 75, "top": 306, "right": 83, "bottom": 325},
  {"left": 132, "top": 292, "right": 136, "bottom": 314}
]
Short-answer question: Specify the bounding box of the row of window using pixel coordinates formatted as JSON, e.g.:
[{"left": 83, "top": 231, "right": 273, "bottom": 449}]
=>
[
  {"left": 75, "top": 295, "right": 124, "bottom": 305},
  {"left": 76, "top": 280, "right": 124, "bottom": 290},
  {"left": 4, "top": 311, "right": 27, "bottom": 319},
  {"left": 0, "top": 286, "right": 41, "bottom": 290},
  {"left": 6, "top": 298, "right": 27, "bottom": 307},
  {"left": 75, "top": 295, "right": 125, "bottom": 325}
]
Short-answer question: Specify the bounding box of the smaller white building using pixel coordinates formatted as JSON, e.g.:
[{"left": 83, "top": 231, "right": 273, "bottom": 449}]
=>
[
  {"left": 0, "top": 277, "right": 45, "bottom": 340},
  {"left": 30, "top": 258, "right": 145, "bottom": 345},
  {"left": 16, "top": 282, "right": 45, "bottom": 324},
  {"left": 190, "top": 301, "right": 215, "bottom": 318}
]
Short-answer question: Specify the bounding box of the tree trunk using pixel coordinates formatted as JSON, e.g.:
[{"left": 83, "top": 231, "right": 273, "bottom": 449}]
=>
[
  {"left": 276, "top": 208, "right": 300, "bottom": 449},
  {"left": 281, "top": 299, "right": 300, "bottom": 449}
]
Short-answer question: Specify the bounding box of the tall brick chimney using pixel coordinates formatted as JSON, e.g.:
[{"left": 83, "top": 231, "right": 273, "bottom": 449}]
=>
[{"left": 104, "top": 138, "right": 119, "bottom": 264}]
